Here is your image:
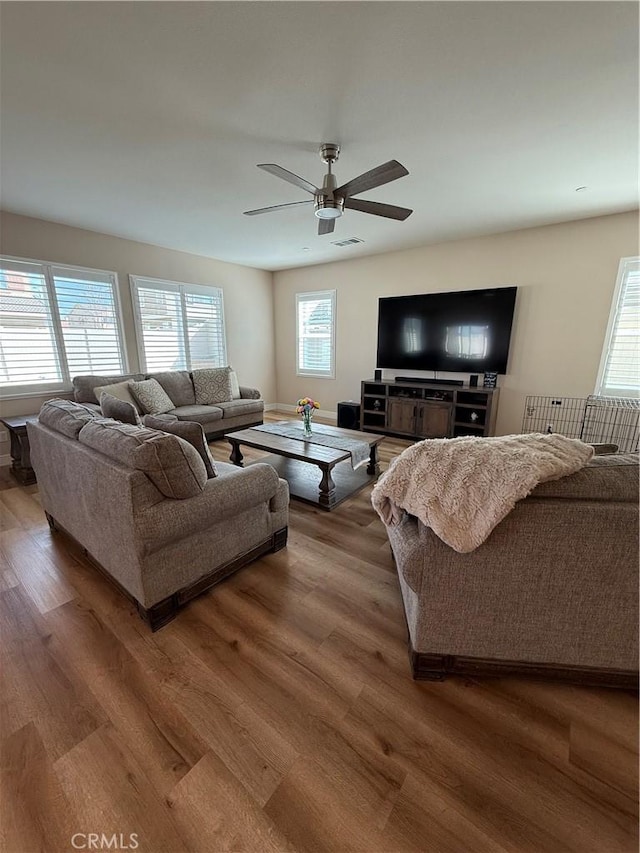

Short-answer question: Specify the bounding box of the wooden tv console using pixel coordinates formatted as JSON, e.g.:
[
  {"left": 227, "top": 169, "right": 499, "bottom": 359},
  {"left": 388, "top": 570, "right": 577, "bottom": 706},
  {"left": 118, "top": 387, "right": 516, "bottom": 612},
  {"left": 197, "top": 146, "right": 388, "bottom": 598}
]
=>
[{"left": 360, "top": 379, "right": 499, "bottom": 439}]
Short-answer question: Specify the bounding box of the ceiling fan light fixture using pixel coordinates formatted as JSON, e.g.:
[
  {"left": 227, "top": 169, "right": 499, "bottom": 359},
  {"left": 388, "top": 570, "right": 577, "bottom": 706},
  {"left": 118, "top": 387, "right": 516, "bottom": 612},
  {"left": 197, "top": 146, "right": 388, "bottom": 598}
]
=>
[
  {"left": 314, "top": 193, "right": 344, "bottom": 220},
  {"left": 315, "top": 206, "right": 342, "bottom": 220}
]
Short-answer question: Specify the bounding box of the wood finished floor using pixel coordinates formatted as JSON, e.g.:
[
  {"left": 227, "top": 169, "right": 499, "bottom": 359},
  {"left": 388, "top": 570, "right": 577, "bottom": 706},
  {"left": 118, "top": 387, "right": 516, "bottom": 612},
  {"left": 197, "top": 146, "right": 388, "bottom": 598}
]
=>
[{"left": 0, "top": 411, "right": 638, "bottom": 853}]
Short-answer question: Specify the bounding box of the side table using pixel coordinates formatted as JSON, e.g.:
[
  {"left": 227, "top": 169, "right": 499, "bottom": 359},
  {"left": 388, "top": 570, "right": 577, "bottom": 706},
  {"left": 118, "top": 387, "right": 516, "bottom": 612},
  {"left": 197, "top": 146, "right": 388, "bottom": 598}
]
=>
[{"left": 0, "top": 415, "right": 39, "bottom": 485}]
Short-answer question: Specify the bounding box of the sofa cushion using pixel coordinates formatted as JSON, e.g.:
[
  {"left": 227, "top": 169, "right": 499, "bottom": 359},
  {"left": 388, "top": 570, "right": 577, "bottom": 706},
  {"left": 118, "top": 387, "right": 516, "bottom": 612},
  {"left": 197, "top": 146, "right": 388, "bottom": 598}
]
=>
[
  {"left": 216, "top": 399, "right": 264, "bottom": 419},
  {"left": 72, "top": 373, "right": 144, "bottom": 404},
  {"left": 144, "top": 415, "right": 217, "bottom": 478},
  {"left": 78, "top": 419, "right": 207, "bottom": 499},
  {"left": 129, "top": 378, "right": 175, "bottom": 415},
  {"left": 100, "top": 392, "right": 142, "bottom": 426},
  {"left": 94, "top": 380, "right": 142, "bottom": 413},
  {"left": 169, "top": 405, "right": 224, "bottom": 425},
  {"left": 192, "top": 367, "right": 233, "bottom": 405},
  {"left": 38, "top": 399, "right": 98, "bottom": 439},
  {"left": 146, "top": 371, "right": 196, "bottom": 407},
  {"left": 530, "top": 453, "right": 639, "bottom": 503}
]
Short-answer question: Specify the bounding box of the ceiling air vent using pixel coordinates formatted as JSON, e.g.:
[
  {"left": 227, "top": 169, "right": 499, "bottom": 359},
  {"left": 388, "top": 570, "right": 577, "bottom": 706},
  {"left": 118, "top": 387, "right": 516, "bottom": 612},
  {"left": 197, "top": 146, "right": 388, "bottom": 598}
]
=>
[{"left": 331, "top": 237, "right": 364, "bottom": 247}]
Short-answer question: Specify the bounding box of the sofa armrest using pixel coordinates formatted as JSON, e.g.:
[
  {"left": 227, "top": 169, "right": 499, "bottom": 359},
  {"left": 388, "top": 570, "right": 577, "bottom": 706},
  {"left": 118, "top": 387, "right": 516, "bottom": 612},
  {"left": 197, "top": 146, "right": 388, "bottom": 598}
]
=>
[
  {"left": 270, "top": 478, "right": 289, "bottom": 513},
  {"left": 591, "top": 443, "right": 619, "bottom": 455},
  {"left": 239, "top": 386, "right": 261, "bottom": 400},
  {"left": 386, "top": 514, "right": 425, "bottom": 595},
  {"left": 135, "top": 462, "right": 282, "bottom": 548},
  {"left": 142, "top": 412, "right": 178, "bottom": 425}
]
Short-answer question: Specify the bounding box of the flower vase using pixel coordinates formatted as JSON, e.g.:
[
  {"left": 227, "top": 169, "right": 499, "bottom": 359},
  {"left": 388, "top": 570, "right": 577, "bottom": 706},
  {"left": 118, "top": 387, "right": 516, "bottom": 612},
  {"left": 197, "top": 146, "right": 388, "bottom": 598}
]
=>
[{"left": 302, "top": 411, "right": 313, "bottom": 437}]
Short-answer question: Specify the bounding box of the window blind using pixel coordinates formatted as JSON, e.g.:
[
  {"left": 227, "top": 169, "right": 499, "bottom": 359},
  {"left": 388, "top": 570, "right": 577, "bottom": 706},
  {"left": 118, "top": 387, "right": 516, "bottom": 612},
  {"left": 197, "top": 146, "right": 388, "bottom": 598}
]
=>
[
  {"left": 596, "top": 258, "right": 640, "bottom": 397},
  {"left": 0, "top": 257, "right": 125, "bottom": 392},
  {"left": 130, "top": 277, "right": 227, "bottom": 372},
  {"left": 296, "top": 290, "right": 336, "bottom": 378},
  {"left": 51, "top": 266, "right": 124, "bottom": 376},
  {"left": 0, "top": 259, "right": 62, "bottom": 387}
]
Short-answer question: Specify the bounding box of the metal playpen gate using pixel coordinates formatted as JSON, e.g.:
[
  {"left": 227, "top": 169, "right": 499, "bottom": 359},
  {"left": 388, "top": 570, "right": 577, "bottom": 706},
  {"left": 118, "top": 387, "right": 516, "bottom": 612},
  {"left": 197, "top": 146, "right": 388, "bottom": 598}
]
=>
[{"left": 521, "top": 395, "right": 639, "bottom": 453}]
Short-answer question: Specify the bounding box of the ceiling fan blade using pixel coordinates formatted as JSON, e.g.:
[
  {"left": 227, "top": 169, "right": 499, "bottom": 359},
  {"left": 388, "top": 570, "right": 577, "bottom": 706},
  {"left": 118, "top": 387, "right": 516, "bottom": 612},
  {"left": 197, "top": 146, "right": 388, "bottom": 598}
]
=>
[
  {"left": 344, "top": 198, "right": 413, "bottom": 221},
  {"left": 335, "top": 160, "right": 409, "bottom": 199},
  {"left": 243, "top": 200, "right": 313, "bottom": 216},
  {"left": 257, "top": 164, "right": 319, "bottom": 195},
  {"left": 318, "top": 218, "right": 335, "bottom": 235}
]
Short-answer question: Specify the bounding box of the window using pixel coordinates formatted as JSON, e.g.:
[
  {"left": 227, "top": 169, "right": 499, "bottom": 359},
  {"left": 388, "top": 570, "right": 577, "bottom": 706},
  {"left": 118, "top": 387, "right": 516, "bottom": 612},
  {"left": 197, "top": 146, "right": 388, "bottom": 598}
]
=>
[
  {"left": 296, "top": 290, "right": 336, "bottom": 378},
  {"left": 595, "top": 257, "right": 640, "bottom": 398},
  {"left": 0, "top": 256, "right": 126, "bottom": 394},
  {"left": 130, "top": 276, "right": 227, "bottom": 372}
]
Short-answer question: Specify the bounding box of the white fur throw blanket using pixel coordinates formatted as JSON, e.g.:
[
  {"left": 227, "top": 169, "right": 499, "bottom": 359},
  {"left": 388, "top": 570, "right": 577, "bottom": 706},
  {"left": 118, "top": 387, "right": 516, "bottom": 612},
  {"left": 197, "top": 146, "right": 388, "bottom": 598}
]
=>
[{"left": 371, "top": 433, "right": 594, "bottom": 553}]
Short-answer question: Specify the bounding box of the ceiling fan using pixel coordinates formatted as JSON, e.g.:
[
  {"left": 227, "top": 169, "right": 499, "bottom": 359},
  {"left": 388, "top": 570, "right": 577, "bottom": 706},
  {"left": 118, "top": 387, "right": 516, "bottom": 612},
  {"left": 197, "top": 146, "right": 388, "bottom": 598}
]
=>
[{"left": 243, "top": 143, "right": 413, "bottom": 235}]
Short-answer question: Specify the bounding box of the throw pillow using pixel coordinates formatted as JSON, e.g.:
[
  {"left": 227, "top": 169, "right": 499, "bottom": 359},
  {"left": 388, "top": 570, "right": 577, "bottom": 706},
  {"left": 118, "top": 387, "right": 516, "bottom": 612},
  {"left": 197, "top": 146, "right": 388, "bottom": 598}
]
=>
[
  {"left": 94, "top": 380, "right": 141, "bottom": 413},
  {"left": 229, "top": 368, "right": 241, "bottom": 400},
  {"left": 100, "top": 392, "right": 141, "bottom": 426},
  {"left": 192, "top": 367, "right": 233, "bottom": 405},
  {"left": 144, "top": 415, "right": 217, "bottom": 478},
  {"left": 129, "top": 378, "right": 175, "bottom": 415}
]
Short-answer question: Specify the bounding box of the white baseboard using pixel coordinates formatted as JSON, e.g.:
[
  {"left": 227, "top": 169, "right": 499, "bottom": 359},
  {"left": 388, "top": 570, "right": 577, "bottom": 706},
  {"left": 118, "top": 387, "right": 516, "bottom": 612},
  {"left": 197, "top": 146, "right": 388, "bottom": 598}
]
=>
[
  {"left": 0, "top": 454, "right": 11, "bottom": 467},
  {"left": 264, "top": 402, "right": 278, "bottom": 411},
  {"left": 275, "top": 403, "right": 337, "bottom": 422}
]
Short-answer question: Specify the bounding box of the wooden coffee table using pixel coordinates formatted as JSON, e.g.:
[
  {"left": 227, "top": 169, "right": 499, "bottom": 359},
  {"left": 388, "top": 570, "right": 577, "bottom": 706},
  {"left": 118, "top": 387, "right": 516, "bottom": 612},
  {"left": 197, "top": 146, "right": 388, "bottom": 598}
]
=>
[{"left": 227, "top": 423, "right": 383, "bottom": 510}]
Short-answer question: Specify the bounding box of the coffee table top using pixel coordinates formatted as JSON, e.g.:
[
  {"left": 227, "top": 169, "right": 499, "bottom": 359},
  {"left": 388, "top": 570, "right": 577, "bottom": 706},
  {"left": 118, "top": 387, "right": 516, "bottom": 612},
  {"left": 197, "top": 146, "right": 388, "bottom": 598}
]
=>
[{"left": 228, "top": 421, "right": 382, "bottom": 467}]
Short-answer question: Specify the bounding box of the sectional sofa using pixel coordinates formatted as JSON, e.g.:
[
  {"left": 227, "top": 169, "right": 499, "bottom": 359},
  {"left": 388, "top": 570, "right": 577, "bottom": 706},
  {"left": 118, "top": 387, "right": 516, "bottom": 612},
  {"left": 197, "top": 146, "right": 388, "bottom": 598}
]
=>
[
  {"left": 72, "top": 370, "right": 264, "bottom": 439},
  {"left": 388, "top": 451, "right": 639, "bottom": 687},
  {"left": 29, "top": 399, "right": 288, "bottom": 628}
]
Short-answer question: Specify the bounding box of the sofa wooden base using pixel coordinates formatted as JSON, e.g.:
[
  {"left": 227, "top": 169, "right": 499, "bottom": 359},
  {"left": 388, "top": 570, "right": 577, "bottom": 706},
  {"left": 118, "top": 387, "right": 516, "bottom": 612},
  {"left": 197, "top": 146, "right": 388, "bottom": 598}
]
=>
[
  {"left": 408, "top": 641, "right": 639, "bottom": 689},
  {"left": 45, "top": 511, "right": 288, "bottom": 631}
]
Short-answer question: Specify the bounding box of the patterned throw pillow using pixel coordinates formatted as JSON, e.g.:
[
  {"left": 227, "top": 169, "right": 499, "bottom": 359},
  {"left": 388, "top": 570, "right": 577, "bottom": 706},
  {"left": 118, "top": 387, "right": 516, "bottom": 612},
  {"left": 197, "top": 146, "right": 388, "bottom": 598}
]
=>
[
  {"left": 100, "top": 392, "right": 142, "bottom": 426},
  {"left": 129, "top": 378, "right": 175, "bottom": 415},
  {"left": 192, "top": 367, "right": 233, "bottom": 405}
]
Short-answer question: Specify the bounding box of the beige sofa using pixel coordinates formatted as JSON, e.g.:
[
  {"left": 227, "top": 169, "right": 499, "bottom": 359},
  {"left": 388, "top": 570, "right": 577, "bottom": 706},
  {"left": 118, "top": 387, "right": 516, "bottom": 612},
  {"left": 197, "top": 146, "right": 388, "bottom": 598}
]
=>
[
  {"left": 29, "top": 400, "right": 288, "bottom": 629},
  {"left": 386, "top": 453, "right": 639, "bottom": 687},
  {"left": 72, "top": 370, "right": 264, "bottom": 438}
]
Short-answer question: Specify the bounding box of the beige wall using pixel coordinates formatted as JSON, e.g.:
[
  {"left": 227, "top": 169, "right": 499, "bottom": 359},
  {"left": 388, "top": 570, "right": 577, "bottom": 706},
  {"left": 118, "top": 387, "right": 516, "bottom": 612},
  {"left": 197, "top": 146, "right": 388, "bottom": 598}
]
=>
[
  {"left": 273, "top": 211, "right": 639, "bottom": 435},
  {"left": 0, "top": 211, "right": 276, "bottom": 454},
  {"left": 2, "top": 209, "right": 637, "bottom": 456}
]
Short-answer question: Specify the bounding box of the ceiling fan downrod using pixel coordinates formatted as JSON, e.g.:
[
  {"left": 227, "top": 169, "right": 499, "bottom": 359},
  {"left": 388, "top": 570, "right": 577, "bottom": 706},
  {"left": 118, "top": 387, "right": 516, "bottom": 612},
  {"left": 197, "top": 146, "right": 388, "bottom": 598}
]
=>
[{"left": 315, "top": 143, "right": 343, "bottom": 220}]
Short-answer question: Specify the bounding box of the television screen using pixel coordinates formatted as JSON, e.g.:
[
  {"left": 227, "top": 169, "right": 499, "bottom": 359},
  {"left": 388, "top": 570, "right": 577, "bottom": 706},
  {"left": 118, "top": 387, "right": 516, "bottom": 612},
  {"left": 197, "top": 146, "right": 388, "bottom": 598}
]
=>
[{"left": 376, "top": 287, "right": 517, "bottom": 374}]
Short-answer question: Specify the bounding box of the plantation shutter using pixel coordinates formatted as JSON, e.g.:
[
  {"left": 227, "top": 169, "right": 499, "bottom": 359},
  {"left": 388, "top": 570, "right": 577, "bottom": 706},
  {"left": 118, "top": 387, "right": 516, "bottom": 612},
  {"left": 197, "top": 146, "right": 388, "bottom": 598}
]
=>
[
  {"left": 184, "top": 289, "right": 226, "bottom": 369},
  {"left": 0, "top": 259, "right": 63, "bottom": 388},
  {"left": 597, "top": 258, "right": 640, "bottom": 397},
  {"left": 130, "top": 277, "right": 227, "bottom": 372},
  {"left": 51, "top": 266, "right": 124, "bottom": 376},
  {"left": 296, "top": 290, "right": 336, "bottom": 378},
  {"left": 132, "top": 280, "right": 187, "bottom": 371}
]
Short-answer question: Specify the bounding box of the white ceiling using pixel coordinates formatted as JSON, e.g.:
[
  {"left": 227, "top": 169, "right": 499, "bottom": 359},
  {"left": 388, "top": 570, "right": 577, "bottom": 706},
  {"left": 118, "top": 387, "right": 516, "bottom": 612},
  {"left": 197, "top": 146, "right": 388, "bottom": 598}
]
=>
[{"left": 1, "top": 2, "right": 637, "bottom": 271}]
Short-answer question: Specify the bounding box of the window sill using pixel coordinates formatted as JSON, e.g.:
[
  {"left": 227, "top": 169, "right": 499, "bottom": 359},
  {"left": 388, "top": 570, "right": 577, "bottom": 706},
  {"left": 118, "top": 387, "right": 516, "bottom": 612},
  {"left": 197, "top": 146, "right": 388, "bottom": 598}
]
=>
[{"left": 0, "top": 387, "right": 72, "bottom": 402}]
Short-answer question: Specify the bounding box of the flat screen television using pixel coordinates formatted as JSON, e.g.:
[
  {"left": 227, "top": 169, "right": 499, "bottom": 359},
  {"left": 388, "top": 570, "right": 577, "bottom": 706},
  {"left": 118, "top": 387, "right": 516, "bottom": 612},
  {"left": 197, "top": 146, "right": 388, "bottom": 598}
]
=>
[{"left": 376, "top": 286, "right": 517, "bottom": 374}]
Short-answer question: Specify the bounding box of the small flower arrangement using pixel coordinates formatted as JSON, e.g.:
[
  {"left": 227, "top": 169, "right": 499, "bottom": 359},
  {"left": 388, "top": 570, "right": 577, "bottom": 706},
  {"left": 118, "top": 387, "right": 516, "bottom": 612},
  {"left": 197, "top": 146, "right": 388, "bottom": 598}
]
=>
[
  {"left": 295, "top": 397, "right": 320, "bottom": 415},
  {"left": 296, "top": 397, "right": 319, "bottom": 436}
]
